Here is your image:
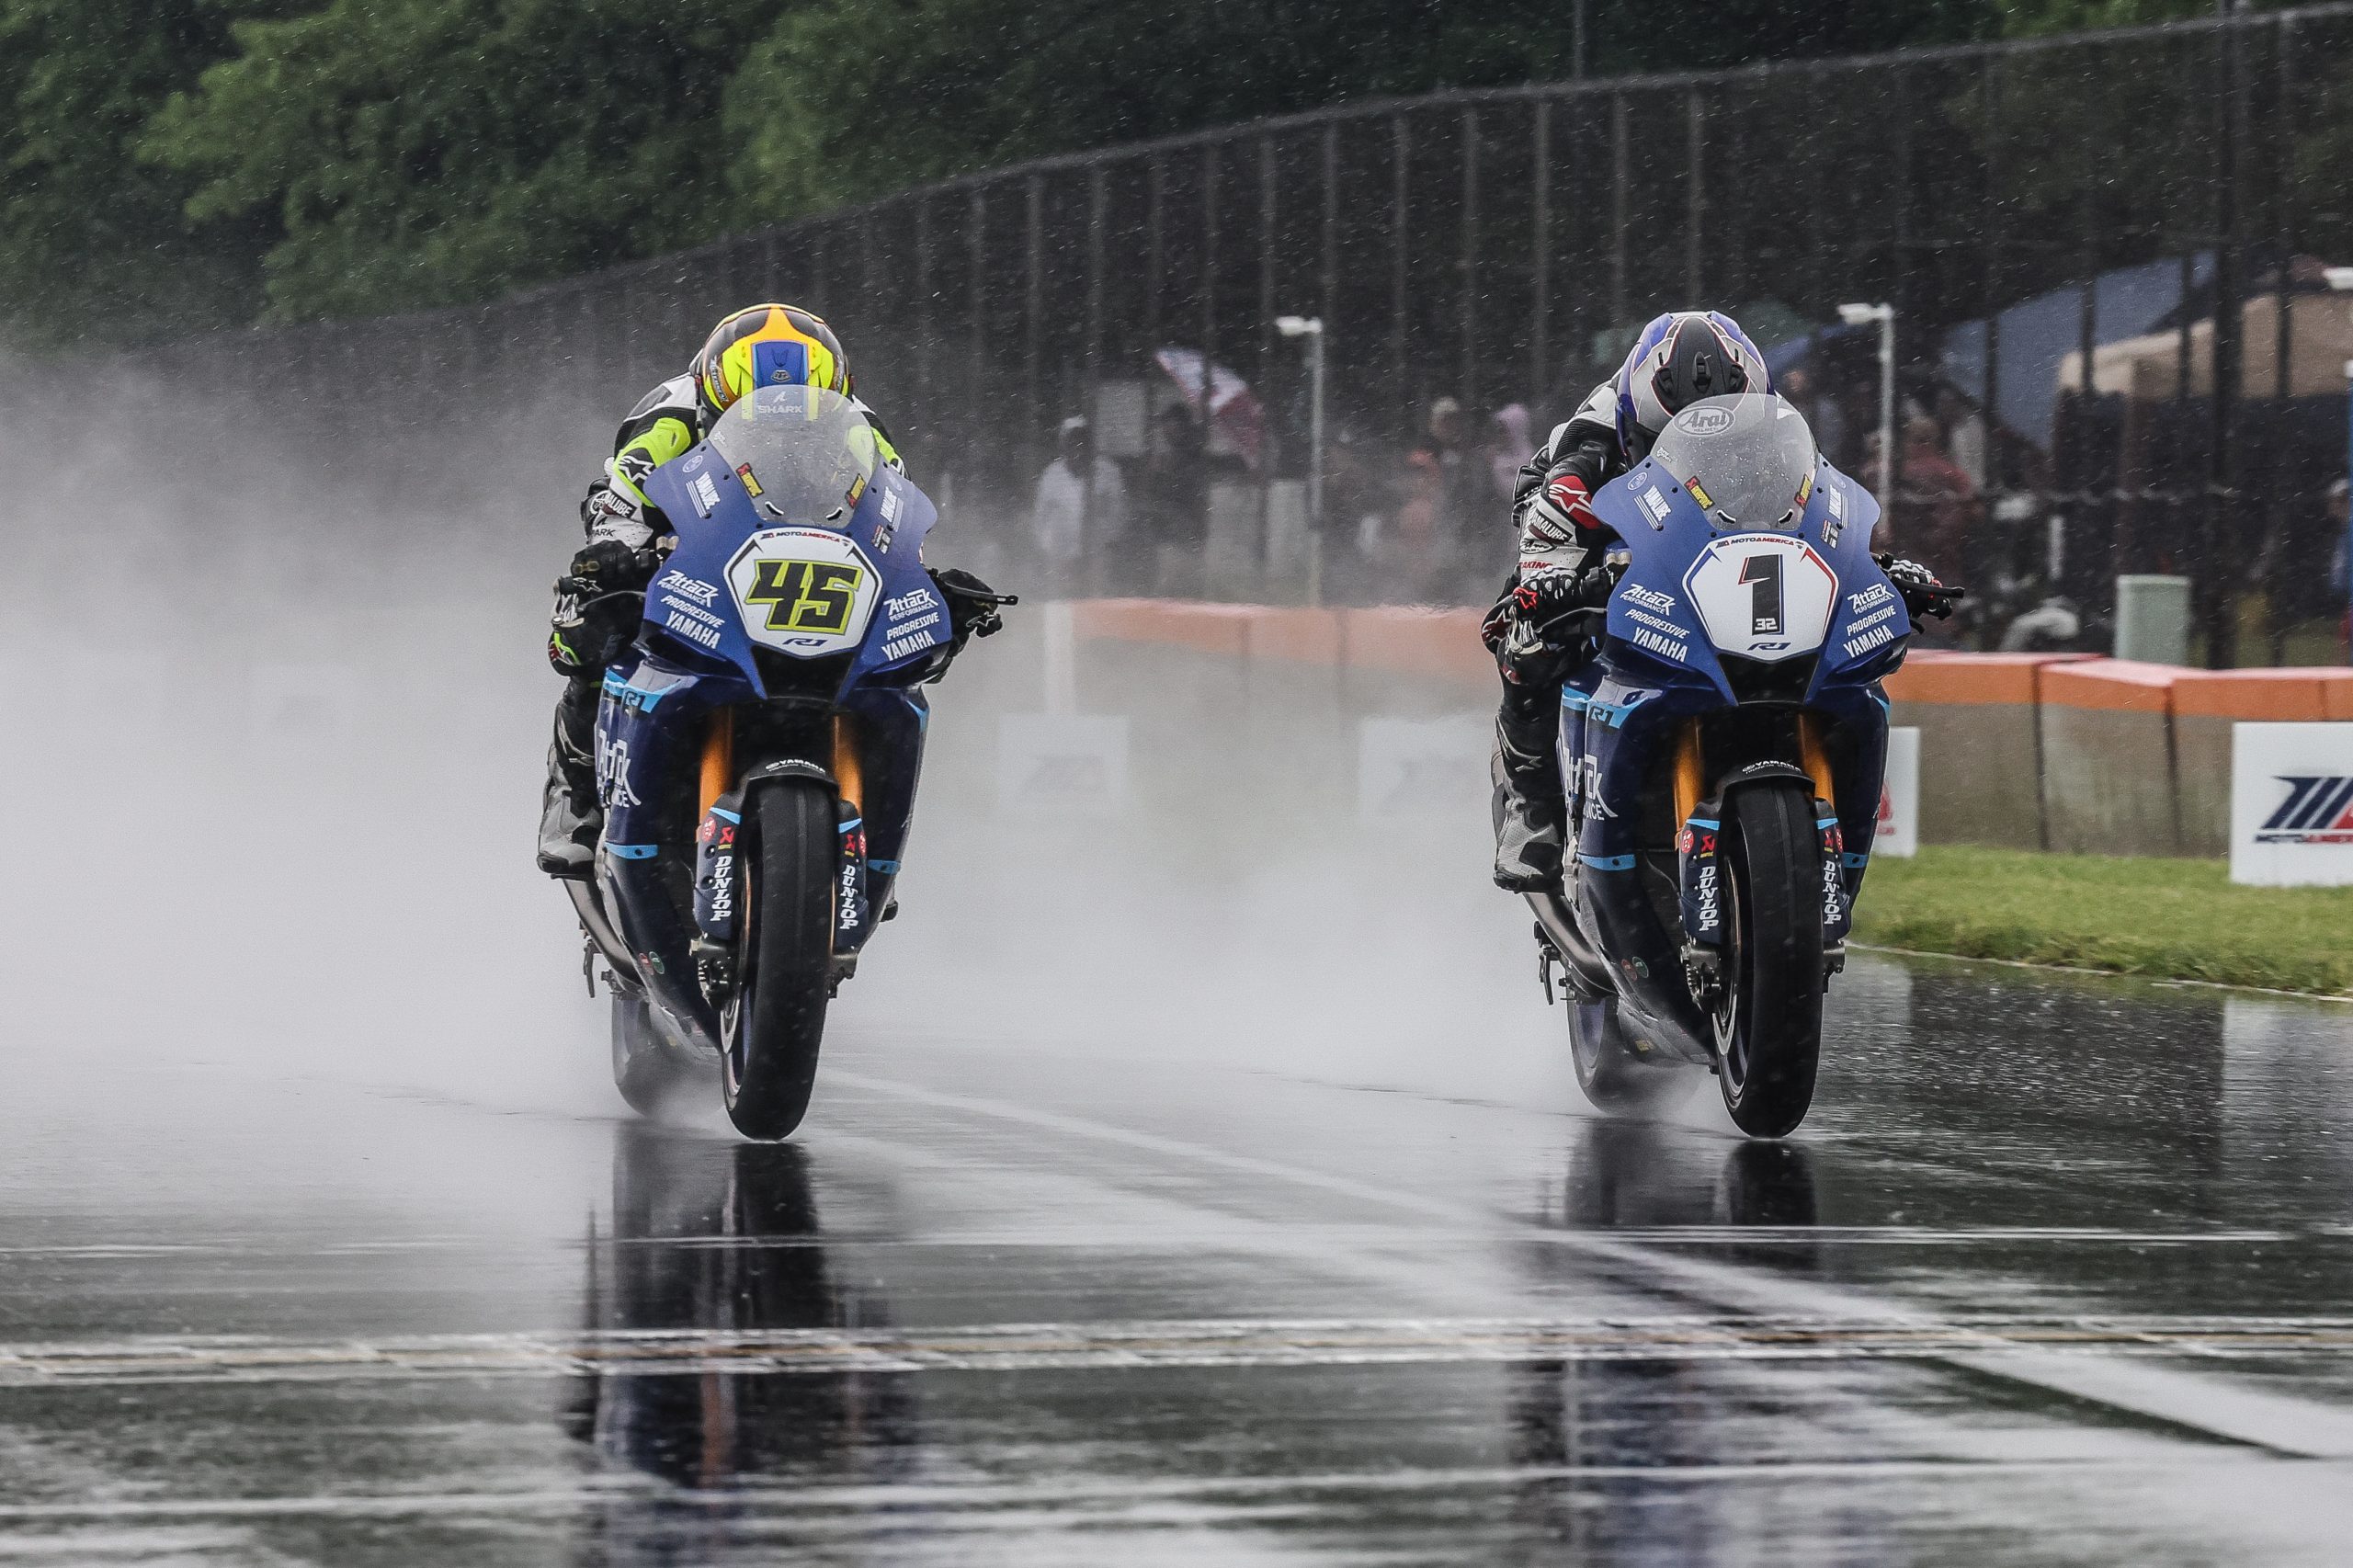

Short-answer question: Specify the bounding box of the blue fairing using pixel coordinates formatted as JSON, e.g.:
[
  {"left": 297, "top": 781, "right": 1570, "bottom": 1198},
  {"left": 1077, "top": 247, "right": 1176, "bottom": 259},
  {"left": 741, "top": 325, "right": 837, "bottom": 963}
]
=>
[
  {"left": 637, "top": 448, "right": 948, "bottom": 699},
  {"left": 1586, "top": 453, "right": 1905, "bottom": 703}
]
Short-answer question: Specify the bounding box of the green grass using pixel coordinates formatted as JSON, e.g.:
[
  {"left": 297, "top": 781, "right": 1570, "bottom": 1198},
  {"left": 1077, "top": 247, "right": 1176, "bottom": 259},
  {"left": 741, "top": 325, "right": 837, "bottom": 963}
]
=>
[{"left": 1853, "top": 846, "right": 2353, "bottom": 998}]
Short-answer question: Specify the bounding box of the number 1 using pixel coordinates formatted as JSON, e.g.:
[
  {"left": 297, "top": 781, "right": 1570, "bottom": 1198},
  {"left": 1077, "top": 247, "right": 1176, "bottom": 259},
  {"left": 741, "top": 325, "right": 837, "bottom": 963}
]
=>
[{"left": 1740, "top": 553, "right": 1785, "bottom": 635}]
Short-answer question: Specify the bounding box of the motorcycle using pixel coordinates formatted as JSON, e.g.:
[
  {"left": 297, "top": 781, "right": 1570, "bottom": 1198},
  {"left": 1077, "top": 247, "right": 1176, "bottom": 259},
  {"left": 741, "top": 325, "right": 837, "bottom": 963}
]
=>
[
  {"left": 1524, "top": 392, "right": 1930, "bottom": 1137},
  {"left": 564, "top": 384, "right": 1008, "bottom": 1138}
]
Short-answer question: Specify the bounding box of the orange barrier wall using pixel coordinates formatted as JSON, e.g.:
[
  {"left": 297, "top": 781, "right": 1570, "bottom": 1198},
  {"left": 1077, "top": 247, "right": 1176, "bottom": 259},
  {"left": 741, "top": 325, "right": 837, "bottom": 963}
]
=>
[
  {"left": 1070, "top": 601, "right": 2353, "bottom": 856},
  {"left": 1884, "top": 652, "right": 2091, "bottom": 848}
]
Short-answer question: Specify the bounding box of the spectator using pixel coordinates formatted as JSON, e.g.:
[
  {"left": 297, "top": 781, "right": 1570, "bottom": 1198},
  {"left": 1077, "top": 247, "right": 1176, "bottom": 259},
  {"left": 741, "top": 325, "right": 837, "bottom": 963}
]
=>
[
  {"left": 1866, "top": 415, "right": 1977, "bottom": 608},
  {"left": 1486, "top": 403, "right": 1533, "bottom": 506},
  {"left": 1938, "top": 386, "right": 1990, "bottom": 492},
  {"left": 1029, "top": 415, "right": 1127, "bottom": 593},
  {"left": 1779, "top": 366, "right": 1847, "bottom": 470},
  {"left": 1139, "top": 403, "right": 1209, "bottom": 597}
]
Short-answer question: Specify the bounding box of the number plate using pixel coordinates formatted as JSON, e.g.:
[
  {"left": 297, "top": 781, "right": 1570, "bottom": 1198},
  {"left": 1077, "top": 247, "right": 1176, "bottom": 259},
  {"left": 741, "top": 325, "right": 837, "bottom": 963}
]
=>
[
  {"left": 1682, "top": 534, "right": 1838, "bottom": 662},
  {"left": 724, "top": 527, "right": 880, "bottom": 657}
]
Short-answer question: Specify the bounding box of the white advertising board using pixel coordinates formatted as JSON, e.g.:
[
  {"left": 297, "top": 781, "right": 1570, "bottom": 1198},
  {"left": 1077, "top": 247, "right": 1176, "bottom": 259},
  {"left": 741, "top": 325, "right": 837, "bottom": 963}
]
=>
[
  {"left": 1874, "top": 726, "right": 1921, "bottom": 858},
  {"left": 2231, "top": 722, "right": 2353, "bottom": 886},
  {"left": 997, "top": 713, "right": 1130, "bottom": 818}
]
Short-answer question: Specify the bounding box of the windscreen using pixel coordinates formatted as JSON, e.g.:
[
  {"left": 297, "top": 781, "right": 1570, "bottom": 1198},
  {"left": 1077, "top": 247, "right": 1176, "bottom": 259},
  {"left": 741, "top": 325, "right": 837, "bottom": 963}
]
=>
[
  {"left": 705, "top": 384, "right": 882, "bottom": 528},
  {"left": 1647, "top": 393, "right": 1818, "bottom": 533}
]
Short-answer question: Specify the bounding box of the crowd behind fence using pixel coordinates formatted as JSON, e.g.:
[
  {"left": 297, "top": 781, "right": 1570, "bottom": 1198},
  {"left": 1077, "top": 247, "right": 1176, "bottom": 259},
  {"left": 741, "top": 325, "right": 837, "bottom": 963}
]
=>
[{"left": 72, "top": 6, "right": 2353, "bottom": 665}]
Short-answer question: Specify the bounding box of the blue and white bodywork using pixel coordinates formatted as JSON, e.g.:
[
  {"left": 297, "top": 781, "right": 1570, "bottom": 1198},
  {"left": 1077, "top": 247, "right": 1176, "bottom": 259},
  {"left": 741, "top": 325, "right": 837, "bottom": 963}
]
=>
[{"left": 1545, "top": 392, "right": 1906, "bottom": 1069}]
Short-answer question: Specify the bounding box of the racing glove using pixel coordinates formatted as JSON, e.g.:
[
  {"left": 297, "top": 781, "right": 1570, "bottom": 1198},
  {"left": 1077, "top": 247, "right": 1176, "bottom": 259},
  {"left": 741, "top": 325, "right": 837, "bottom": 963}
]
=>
[
  {"left": 931, "top": 567, "right": 1018, "bottom": 655},
  {"left": 1483, "top": 565, "right": 1614, "bottom": 683},
  {"left": 548, "top": 540, "right": 665, "bottom": 677},
  {"left": 1878, "top": 554, "right": 1965, "bottom": 620}
]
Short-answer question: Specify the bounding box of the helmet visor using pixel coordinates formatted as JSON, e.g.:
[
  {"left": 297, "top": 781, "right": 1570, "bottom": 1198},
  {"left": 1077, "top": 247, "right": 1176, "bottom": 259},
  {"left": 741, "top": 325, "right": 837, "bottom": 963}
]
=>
[
  {"left": 706, "top": 385, "right": 881, "bottom": 528},
  {"left": 1648, "top": 393, "right": 1818, "bottom": 532}
]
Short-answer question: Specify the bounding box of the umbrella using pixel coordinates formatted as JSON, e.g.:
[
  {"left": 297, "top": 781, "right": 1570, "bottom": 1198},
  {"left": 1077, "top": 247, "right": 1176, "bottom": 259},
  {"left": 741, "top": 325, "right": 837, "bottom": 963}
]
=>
[{"left": 1152, "top": 347, "right": 1266, "bottom": 468}]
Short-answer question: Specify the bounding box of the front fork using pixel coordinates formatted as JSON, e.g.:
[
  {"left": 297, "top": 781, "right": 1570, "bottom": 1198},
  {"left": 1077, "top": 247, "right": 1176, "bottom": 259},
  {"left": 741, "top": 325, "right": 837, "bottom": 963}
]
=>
[
  {"left": 688, "top": 710, "right": 875, "bottom": 1006},
  {"left": 1673, "top": 717, "right": 1856, "bottom": 1009}
]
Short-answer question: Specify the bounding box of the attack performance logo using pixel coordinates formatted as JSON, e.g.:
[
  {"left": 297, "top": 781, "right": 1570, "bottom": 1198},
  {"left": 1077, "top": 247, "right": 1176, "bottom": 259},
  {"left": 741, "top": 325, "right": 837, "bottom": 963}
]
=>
[{"left": 2256, "top": 776, "right": 2353, "bottom": 844}]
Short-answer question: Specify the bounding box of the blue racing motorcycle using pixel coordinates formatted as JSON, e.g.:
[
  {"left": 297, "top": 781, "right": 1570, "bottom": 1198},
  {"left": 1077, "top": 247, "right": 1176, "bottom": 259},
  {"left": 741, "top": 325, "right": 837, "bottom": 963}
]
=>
[
  {"left": 563, "top": 385, "right": 1007, "bottom": 1138},
  {"left": 1524, "top": 392, "right": 1918, "bottom": 1137}
]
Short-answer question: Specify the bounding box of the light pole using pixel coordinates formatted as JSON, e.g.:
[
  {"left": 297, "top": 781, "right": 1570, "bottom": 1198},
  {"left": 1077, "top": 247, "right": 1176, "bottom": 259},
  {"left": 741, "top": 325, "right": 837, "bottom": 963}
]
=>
[
  {"left": 1277, "top": 315, "right": 1326, "bottom": 603},
  {"left": 1839, "top": 301, "right": 1896, "bottom": 526},
  {"left": 2329, "top": 269, "right": 2353, "bottom": 663}
]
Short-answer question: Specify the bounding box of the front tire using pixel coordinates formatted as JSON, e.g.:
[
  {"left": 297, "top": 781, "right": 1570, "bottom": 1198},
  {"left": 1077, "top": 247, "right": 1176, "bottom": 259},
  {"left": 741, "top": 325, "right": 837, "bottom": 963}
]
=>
[
  {"left": 721, "top": 781, "right": 837, "bottom": 1140},
  {"left": 1711, "top": 782, "right": 1824, "bottom": 1138}
]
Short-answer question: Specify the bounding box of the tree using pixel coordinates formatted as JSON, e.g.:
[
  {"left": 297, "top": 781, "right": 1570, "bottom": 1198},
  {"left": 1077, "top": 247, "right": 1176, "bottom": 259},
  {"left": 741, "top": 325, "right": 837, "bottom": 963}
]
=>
[
  {"left": 142, "top": 0, "right": 781, "bottom": 322},
  {"left": 721, "top": 0, "right": 2011, "bottom": 222},
  {"left": 0, "top": 0, "right": 274, "bottom": 349}
]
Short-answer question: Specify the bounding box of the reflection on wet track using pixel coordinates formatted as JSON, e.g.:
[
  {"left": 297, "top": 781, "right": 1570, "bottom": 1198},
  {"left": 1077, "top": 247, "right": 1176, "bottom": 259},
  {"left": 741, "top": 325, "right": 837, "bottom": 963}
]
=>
[{"left": 3, "top": 957, "right": 2352, "bottom": 1563}]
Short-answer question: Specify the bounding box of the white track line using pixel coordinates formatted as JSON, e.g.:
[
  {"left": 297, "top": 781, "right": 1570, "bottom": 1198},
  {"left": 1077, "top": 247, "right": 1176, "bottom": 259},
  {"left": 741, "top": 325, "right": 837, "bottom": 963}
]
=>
[{"left": 826, "top": 1070, "right": 2353, "bottom": 1457}]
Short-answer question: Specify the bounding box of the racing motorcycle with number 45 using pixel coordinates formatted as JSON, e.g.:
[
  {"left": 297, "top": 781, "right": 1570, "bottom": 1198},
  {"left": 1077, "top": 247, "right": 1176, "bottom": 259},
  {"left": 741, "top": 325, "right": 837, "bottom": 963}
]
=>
[
  {"left": 565, "top": 385, "right": 1010, "bottom": 1139},
  {"left": 1524, "top": 392, "right": 1950, "bottom": 1137}
]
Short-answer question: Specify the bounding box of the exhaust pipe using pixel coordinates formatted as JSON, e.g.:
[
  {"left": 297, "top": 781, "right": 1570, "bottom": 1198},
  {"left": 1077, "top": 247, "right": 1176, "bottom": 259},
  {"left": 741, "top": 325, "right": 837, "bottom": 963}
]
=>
[
  {"left": 1526, "top": 890, "right": 1615, "bottom": 999},
  {"left": 565, "top": 879, "right": 642, "bottom": 989}
]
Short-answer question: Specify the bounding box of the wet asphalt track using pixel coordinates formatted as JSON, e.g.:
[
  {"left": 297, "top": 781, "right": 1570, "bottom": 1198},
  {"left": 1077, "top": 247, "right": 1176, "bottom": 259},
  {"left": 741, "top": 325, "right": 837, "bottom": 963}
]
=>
[{"left": 3, "top": 956, "right": 2351, "bottom": 1565}]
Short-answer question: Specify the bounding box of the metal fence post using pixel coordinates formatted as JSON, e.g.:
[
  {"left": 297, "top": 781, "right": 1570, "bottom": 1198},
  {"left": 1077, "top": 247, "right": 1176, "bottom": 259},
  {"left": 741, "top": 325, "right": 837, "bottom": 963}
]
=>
[
  {"left": 1086, "top": 164, "right": 1107, "bottom": 424},
  {"left": 1608, "top": 93, "right": 1629, "bottom": 339},
  {"left": 1201, "top": 142, "right": 1218, "bottom": 426},
  {"left": 1391, "top": 112, "right": 1410, "bottom": 433},
  {"left": 914, "top": 196, "right": 934, "bottom": 436},
  {"left": 1460, "top": 107, "right": 1480, "bottom": 412},
  {"left": 2209, "top": 6, "right": 2247, "bottom": 666},
  {"left": 1146, "top": 153, "right": 1165, "bottom": 357},
  {"left": 1685, "top": 88, "right": 1705, "bottom": 301},
  {"left": 1026, "top": 171, "right": 1044, "bottom": 449},
  {"left": 1531, "top": 97, "right": 1552, "bottom": 403}
]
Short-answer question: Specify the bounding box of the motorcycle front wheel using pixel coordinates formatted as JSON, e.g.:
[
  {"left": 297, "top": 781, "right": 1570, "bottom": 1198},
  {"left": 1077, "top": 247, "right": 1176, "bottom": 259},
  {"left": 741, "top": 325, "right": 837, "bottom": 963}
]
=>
[
  {"left": 720, "top": 778, "right": 836, "bottom": 1140},
  {"left": 1711, "top": 780, "right": 1825, "bottom": 1138}
]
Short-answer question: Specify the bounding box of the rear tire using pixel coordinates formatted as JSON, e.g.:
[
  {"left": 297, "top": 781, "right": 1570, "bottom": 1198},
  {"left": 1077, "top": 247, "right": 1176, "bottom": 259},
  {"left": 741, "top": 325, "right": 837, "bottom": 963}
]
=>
[
  {"left": 721, "top": 780, "right": 836, "bottom": 1140},
  {"left": 1568, "top": 995, "right": 1699, "bottom": 1116},
  {"left": 1711, "top": 782, "right": 1824, "bottom": 1138},
  {"left": 610, "top": 995, "right": 703, "bottom": 1117}
]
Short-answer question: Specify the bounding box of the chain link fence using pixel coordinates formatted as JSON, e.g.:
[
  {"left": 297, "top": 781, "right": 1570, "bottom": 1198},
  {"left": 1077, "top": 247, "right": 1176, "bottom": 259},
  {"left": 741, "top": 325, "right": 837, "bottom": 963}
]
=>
[{"left": 76, "top": 6, "right": 2353, "bottom": 663}]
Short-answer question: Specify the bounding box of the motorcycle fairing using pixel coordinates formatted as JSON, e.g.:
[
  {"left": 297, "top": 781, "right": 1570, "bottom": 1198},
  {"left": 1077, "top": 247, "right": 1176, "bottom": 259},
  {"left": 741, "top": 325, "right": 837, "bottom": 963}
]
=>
[{"left": 640, "top": 450, "right": 948, "bottom": 700}]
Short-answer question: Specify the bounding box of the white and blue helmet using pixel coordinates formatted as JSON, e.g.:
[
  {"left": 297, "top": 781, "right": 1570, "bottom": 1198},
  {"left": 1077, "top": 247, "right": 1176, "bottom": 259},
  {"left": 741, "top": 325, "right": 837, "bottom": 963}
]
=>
[{"left": 1614, "top": 311, "right": 1771, "bottom": 453}]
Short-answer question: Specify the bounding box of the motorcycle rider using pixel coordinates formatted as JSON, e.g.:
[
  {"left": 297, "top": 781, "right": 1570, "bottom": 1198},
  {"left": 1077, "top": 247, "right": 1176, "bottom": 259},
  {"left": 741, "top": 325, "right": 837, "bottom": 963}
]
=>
[
  {"left": 1485, "top": 310, "right": 1956, "bottom": 891},
  {"left": 539, "top": 302, "right": 1007, "bottom": 878}
]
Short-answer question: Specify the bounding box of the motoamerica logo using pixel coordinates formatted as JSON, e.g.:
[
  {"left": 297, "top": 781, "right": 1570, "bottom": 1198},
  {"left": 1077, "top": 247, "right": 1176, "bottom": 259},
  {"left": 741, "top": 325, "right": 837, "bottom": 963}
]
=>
[{"left": 2256, "top": 776, "right": 2353, "bottom": 844}]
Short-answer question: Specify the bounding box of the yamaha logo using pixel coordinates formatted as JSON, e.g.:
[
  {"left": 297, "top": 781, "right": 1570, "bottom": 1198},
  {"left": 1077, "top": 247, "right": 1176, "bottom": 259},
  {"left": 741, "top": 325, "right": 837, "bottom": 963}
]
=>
[{"left": 1677, "top": 405, "right": 1735, "bottom": 436}]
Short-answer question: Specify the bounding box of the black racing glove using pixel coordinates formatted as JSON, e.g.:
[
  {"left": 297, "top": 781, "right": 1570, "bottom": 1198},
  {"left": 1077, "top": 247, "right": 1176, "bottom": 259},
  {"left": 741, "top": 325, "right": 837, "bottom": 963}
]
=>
[
  {"left": 549, "top": 541, "right": 664, "bottom": 676},
  {"left": 1878, "top": 554, "right": 1965, "bottom": 621},
  {"left": 931, "top": 567, "right": 1018, "bottom": 653},
  {"left": 1482, "top": 565, "right": 1613, "bottom": 684}
]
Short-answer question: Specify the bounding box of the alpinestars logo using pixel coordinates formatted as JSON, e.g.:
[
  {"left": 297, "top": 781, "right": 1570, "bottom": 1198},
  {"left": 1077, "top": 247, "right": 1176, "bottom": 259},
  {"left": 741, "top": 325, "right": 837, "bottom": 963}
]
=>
[{"left": 2257, "top": 776, "right": 2353, "bottom": 844}]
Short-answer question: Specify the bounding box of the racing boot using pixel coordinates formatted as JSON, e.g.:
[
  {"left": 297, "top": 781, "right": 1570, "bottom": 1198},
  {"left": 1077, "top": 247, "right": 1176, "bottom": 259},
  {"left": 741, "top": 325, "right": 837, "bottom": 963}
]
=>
[
  {"left": 843, "top": 685, "right": 929, "bottom": 918},
  {"left": 537, "top": 676, "right": 602, "bottom": 880},
  {"left": 1491, "top": 714, "right": 1566, "bottom": 893}
]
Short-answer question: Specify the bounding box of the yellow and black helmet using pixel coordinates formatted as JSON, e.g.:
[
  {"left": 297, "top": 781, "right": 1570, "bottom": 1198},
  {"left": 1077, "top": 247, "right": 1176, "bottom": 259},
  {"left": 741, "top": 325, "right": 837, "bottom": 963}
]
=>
[{"left": 693, "top": 303, "right": 851, "bottom": 415}]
